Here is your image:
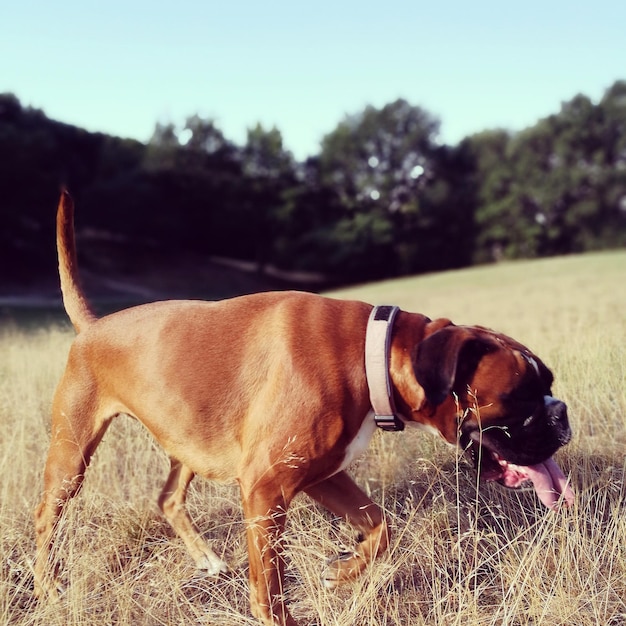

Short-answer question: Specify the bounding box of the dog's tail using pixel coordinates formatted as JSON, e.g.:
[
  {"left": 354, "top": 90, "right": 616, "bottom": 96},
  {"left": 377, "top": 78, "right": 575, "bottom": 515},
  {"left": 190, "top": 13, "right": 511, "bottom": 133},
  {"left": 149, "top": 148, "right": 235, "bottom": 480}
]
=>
[{"left": 56, "top": 190, "right": 97, "bottom": 333}]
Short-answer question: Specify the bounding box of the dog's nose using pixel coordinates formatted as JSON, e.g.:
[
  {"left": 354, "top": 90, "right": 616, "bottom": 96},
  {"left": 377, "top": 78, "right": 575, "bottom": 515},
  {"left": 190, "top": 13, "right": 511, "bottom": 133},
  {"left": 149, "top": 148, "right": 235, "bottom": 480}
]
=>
[
  {"left": 544, "top": 396, "right": 571, "bottom": 444},
  {"left": 545, "top": 396, "right": 567, "bottom": 418}
]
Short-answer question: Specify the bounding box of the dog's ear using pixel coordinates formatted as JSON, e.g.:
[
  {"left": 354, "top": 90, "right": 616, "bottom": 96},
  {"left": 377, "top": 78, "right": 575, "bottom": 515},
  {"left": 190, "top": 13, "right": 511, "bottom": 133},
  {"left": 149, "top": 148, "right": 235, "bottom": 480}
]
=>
[{"left": 414, "top": 327, "right": 496, "bottom": 406}]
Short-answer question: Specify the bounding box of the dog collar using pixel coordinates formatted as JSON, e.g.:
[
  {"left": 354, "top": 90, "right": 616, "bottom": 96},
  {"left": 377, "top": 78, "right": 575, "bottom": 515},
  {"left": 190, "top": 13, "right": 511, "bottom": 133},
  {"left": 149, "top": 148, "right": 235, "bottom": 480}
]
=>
[{"left": 365, "top": 305, "right": 405, "bottom": 431}]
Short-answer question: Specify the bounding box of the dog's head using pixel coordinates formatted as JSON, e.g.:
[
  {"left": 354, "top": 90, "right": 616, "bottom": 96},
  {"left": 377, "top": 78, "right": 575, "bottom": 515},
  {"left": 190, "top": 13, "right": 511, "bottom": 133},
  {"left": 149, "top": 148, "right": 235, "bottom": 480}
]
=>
[{"left": 412, "top": 324, "right": 573, "bottom": 508}]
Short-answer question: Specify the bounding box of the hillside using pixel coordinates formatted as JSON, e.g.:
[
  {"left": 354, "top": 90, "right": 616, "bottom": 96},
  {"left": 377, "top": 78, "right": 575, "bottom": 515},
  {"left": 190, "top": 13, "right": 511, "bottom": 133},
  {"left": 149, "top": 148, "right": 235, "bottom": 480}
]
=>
[
  {"left": 329, "top": 249, "right": 625, "bottom": 345},
  {"left": 1, "top": 249, "right": 625, "bottom": 625}
]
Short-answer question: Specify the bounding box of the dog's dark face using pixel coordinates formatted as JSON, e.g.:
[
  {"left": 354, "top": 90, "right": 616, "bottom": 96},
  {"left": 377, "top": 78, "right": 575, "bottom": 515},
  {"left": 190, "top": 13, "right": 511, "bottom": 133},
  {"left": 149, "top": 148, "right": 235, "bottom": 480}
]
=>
[
  {"left": 413, "top": 325, "right": 572, "bottom": 487},
  {"left": 459, "top": 388, "right": 572, "bottom": 485}
]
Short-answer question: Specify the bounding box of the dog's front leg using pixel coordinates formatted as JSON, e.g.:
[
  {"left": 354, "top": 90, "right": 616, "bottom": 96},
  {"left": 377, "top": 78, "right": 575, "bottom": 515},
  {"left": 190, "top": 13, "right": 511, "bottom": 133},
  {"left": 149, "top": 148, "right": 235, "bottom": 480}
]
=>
[
  {"left": 305, "top": 470, "right": 389, "bottom": 588},
  {"left": 241, "top": 484, "right": 297, "bottom": 626}
]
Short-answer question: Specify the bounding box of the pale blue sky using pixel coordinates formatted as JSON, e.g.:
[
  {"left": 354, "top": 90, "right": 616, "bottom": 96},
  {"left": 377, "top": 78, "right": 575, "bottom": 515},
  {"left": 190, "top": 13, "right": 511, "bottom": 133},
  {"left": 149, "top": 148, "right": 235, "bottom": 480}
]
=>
[{"left": 3, "top": 0, "right": 625, "bottom": 160}]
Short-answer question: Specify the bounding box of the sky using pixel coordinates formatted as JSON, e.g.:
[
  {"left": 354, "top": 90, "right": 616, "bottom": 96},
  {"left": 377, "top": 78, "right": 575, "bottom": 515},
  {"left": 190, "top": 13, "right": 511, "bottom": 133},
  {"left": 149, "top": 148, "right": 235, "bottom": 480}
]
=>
[{"left": 3, "top": 0, "right": 626, "bottom": 161}]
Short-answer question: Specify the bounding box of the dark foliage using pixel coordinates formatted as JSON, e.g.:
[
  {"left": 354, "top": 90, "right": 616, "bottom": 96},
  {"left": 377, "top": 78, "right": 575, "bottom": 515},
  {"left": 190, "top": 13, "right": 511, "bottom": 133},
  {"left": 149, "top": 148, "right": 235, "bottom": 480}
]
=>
[{"left": 1, "top": 84, "right": 625, "bottom": 297}]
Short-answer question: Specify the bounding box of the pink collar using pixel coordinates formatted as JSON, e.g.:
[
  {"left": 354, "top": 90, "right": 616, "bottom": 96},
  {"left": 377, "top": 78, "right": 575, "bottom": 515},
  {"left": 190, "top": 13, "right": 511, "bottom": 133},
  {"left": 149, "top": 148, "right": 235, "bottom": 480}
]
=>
[{"left": 365, "top": 306, "right": 405, "bottom": 431}]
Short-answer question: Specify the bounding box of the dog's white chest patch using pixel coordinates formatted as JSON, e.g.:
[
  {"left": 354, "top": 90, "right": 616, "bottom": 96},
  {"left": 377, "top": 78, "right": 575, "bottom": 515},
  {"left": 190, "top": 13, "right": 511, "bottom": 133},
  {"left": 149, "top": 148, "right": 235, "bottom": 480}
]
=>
[{"left": 334, "top": 411, "right": 377, "bottom": 475}]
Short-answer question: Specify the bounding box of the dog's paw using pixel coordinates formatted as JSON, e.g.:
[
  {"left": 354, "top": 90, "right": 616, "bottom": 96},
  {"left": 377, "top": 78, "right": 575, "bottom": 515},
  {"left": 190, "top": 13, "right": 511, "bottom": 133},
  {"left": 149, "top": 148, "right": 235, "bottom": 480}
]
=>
[
  {"left": 195, "top": 554, "right": 229, "bottom": 577},
  {"left": 322, "top": 552, "right": 365, "bottom": 589},
  {"left": 34, "top": 579, "right": 66, "bottom": 603}
]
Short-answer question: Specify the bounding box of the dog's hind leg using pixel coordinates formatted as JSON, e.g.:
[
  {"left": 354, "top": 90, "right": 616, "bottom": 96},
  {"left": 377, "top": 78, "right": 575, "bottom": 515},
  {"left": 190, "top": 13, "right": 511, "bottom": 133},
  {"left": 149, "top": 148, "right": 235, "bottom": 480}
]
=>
[
  {"left": 158, "top": 458, "right": 229, "bottom": 576},
  {"left": 33, "top": 394, "right": 111, "bottom": 600},
  {"left": 304, "top": 470, "right": 389, "bottom": 588}
]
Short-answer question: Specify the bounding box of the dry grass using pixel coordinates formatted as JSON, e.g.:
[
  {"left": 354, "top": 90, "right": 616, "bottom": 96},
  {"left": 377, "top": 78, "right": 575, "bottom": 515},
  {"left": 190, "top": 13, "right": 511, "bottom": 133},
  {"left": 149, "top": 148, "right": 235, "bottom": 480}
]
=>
[{"left": 1, "top": 250, "right": 625, "bottom": 625}]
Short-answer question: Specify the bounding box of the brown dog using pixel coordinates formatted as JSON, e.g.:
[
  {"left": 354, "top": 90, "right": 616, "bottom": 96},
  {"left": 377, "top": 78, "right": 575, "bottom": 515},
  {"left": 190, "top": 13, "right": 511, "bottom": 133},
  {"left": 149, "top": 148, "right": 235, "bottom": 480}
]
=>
[{"left": 34, "top": 191, "right": 573, "bottom": 626}]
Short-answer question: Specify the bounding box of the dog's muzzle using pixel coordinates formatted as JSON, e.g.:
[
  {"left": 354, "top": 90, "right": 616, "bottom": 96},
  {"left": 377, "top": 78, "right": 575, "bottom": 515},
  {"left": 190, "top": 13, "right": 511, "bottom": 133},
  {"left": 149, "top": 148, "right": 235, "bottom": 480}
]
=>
[{"left": 461, "top": 395, "right": 572, "bottom": 474}]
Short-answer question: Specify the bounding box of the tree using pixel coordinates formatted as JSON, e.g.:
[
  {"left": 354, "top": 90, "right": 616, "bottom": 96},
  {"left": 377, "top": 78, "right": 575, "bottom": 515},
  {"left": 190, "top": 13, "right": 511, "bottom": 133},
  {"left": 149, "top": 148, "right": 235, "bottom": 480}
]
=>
[
  {"left": 317, "top": 99, "right": 477, "bottom": 278},
  {"left": 276, "top": 158, "right": 345, "bottom": 273},
  {"left": 242, "top": 123, "right": 294, "bottom": 179},
  {"left": 508, "top": 86, "right": 626, "bottom": 256},
  {"left": 469, "top": 81, "right": 626, "bottom": 261},
  {"left": 318, "top": 99, "right": 438, "bottom": 212},
  {"left": 145, "top": 121, "right": 180, "bottom": 170},
  {"left": 465, "top": 130, "right": 517, "bottom": 261},
  {"left": 239, "top": 124, "right": 296, "bottom": 269}
]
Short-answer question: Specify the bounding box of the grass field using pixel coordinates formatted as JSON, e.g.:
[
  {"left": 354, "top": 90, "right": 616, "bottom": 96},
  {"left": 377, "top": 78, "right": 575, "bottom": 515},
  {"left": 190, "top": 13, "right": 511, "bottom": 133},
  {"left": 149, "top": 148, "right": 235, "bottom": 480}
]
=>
[{"left": 1, "top": 250, "right": 625, "bottom": 625}]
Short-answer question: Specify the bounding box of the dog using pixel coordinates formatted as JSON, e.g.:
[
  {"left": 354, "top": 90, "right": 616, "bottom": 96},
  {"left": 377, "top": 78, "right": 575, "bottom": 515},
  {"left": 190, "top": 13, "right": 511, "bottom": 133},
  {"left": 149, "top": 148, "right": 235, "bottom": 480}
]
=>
[{"left": 34, "top": 191, "right": 573, "bottom": 626}]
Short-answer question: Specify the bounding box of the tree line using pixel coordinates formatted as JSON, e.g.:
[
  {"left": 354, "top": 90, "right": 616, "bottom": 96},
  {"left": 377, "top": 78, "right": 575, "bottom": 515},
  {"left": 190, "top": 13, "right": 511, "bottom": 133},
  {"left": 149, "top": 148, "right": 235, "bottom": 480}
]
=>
[{"left": 1, "top": 81, "right": 625, "bottom": 291}]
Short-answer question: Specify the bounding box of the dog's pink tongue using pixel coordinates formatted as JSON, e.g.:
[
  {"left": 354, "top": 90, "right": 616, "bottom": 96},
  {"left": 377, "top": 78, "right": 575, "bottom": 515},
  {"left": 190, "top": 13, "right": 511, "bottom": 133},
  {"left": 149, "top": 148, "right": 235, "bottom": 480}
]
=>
[{"left": 525, "top": 457, "right": 574, "bottom": 510}]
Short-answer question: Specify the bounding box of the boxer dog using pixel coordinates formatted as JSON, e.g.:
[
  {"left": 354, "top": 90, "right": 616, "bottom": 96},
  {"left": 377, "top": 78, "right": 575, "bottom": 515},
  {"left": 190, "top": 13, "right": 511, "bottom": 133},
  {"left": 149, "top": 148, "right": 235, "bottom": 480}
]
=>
[{"left": 34, "top": 191, "right": 573, "bottom": 626}]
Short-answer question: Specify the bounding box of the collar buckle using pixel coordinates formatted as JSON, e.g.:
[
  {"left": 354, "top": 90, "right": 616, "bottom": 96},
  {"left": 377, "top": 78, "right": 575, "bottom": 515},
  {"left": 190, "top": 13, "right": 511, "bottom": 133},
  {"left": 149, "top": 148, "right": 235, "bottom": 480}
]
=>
[{"left": 374, "top": 414, "right": 405, "bottom": 431}]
